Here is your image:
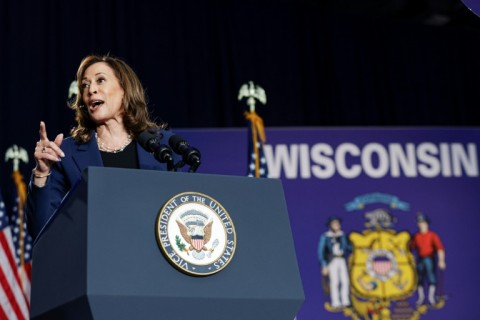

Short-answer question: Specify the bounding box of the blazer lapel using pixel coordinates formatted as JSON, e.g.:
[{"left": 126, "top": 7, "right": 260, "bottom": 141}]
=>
[
  {"left": 137, "top": 142, "right": 165, "bottom": 170},
  {"left": 71, "top": 138, "right": 103, "bottom": 175},
  {"left": 70, "top": 139, "right": 164, "bottom": 177}
]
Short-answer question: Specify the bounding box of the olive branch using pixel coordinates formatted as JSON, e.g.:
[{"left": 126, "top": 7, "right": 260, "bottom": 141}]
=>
[{"left": 175, "top": 235, "right": 186, "bottom": 251}]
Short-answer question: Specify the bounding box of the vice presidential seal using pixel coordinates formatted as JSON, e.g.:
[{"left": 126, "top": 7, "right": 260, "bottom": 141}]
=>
[{"left": 155, "top": 192, "right": 236, "bottom": 276}]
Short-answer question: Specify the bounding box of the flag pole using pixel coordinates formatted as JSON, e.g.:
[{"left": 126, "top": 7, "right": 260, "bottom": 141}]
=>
[
  {"left": 244, "top": 111, "right": 266, "bottom": 177},
  {"left": 5, "top": 145, "right": 29, "bottom": 294},
  {"left": 238, "top": 81, "right": 268, "bottom": 178},
  {"left": 12, "top": 171, "right": 27, "bottom": 289}
]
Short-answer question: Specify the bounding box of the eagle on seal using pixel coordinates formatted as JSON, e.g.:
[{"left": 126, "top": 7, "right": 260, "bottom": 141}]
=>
[{"left": 176, "top": 220, "right": 213, "bottom": 252}]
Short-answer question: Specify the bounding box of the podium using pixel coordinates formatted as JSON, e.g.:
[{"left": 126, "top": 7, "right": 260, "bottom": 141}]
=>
[{"left": 30, "top": 167, "right": 304, "bottom": 320}]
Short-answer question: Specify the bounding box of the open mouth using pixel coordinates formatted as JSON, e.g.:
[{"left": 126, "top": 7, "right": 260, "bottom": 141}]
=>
[{"left": 90, "top": 100, "right": 104, "bottom": 110}]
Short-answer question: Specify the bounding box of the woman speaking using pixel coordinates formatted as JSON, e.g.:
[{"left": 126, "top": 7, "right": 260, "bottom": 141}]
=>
[{"left": 26, "top": 54, "right": 173, "bottom": 239}]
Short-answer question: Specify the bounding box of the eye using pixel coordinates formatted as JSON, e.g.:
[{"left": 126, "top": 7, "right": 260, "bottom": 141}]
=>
[
  {"left": 80, "top": 82, "right": 90, "bottom": 90},
  {"left": 96, "top": 77, "right": 106, "bottom": 84}
]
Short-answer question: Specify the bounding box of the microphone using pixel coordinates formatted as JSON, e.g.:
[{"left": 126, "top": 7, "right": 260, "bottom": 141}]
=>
[
  {"left": 168, "top": 134, "right": 201, "bottom": 173},
  {"left": 137, "top": 129, "right": 175, "bottom": 171}
]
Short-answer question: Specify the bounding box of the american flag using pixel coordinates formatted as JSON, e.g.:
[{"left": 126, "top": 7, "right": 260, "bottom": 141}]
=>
[
  {"left": 0, "top": 172, "right": 32, "bottom": 320},
  {"left": 245, "top": 111, "right": 269, "bottom": 178}
]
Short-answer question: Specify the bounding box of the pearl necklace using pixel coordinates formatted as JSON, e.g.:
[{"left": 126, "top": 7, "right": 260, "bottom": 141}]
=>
[{"left": 96, "top": 133, "right": 132, "bottom": 153}]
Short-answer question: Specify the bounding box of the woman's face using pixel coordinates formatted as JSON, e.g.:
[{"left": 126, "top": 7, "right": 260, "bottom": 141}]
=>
[{"left": 81, "top": 62, "right": 125, "bottom": 125}]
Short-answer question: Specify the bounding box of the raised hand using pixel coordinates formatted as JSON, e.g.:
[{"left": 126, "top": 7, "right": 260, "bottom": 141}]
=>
[{"left": 33, "top": 121, "right": 65, "bottom": 183}]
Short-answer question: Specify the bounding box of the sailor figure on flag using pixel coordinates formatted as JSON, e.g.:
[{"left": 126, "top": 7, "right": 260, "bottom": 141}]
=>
[{"left": 318, "top": 216, "right": 351, "bottom": 309}]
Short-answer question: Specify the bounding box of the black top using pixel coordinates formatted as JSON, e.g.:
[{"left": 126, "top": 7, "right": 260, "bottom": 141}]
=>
[{"left": 100, "top": 141, "right": 139, "bottom": 169}]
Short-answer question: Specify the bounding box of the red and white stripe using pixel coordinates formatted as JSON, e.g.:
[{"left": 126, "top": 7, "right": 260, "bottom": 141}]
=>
[
  {"left": 373, "top": 261, "right": 392, "bottom": 276},
  {"left": 192, "top": 239, "right": 204, "bottom": 251},
  {"left": 0, "top": 228, "right": 30, "bottom": 320}
]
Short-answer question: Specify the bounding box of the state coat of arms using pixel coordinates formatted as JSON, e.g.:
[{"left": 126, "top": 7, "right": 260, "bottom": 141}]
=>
[{"left": 318, "top": 193, "right": 447, "bottom": 320}]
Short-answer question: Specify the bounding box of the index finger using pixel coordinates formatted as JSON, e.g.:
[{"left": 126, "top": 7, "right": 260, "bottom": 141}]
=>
[{"left": 39, "top": 121, "right": 48, "bottom": 141}]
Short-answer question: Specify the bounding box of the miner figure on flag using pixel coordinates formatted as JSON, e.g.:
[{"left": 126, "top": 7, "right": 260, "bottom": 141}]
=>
[
  {"left": 238, "top": 81, "right": 268, "bottom": 178},
  {"left": 409, "top": 213, "right": 446, "bottom": 307}
]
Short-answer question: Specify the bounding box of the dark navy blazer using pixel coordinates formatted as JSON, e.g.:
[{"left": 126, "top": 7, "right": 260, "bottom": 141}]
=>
[{"left": 26, "top": 136, "right": 170, "bottom": 240}]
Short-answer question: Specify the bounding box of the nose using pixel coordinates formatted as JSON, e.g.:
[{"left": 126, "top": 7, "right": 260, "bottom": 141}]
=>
[{"left": 88, "top": 83, "right": 98, "bottom": 96}]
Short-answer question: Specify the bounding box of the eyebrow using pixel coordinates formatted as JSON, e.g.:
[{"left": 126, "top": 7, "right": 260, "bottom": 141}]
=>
[{"left": 82, "top": 72, "right": 107, "bottom": 80}]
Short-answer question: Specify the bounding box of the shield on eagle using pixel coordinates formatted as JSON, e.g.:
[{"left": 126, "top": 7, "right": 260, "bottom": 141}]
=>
[
  {"left": 191, "top": 236, "right": 205, "bottom": 251},
  {"left": 176, "top": 210, "right": 213, "bottom": 253}
]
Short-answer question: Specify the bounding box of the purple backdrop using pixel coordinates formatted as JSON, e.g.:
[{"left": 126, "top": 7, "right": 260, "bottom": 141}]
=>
[
  {"left": 462, "top": 0, "right": 480, "bottom": 18},
  {"left": 178, "top": 127, "right": 480, "bottom": 320}
]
